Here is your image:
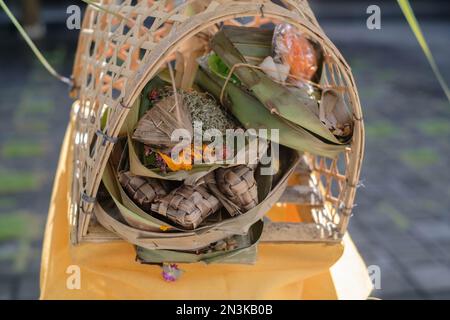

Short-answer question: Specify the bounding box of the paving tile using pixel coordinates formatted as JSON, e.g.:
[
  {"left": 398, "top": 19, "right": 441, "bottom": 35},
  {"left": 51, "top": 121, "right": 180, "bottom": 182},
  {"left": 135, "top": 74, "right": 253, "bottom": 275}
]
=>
[
  {"left": 433, "top": 240, "right": 450, "bottom": 263},
  {"left": 428, "top": 290, "right": 450, "bottom": 300},
  {"left": 378, "top": 268, "right": 417, "bottom": 297},
  {"left": 0, "top": 282, "right": 12, "bottom": 300},
  {"left": 0, "top": 261, "right": 14, "bottom": 275},
  {"left": 379, "top": 290, "right": 424, "bottom": 300},
  {"left": 17, "top": 275, "right": 40, "bottom": 300},
  {"left": 377, "top": 235, "right": 437, "bottom": 264},
  {"left": 359, "top": 251, "right": 419, "bottom": 297},
  {"left": 412, "top": 220, "right": 450, "bottom": 242},
  {"left": 406, "top": 263, "right": 450, "bottom": 294},
  {"left": 348, "top": 225, "right": 373, "bottom": 247}
]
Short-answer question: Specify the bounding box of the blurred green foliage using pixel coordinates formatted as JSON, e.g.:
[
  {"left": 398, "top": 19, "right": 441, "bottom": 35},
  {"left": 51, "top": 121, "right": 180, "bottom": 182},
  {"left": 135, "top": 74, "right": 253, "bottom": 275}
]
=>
[
  {"left": 0, "top": 212, "right": 40, "bottom": 241},
  {"left": 0, "top": 214, "right": 28, "bottom": 241},
  {"left": 365, "top": 121, "right": 397, "bottom": 139},
  {"left": 377, "top": 202, "right": 410, "bottom": 231},
  {"left": 2, "top": 141, "right": 45, "bottom": 158},
  {"left": 417, "top": 119, "right": 450, "bottom": 137},
  {"left": 0, "top": 198, "right": 17, "bottom": 209},
  {"left": 400, "top": 148, "right": 440, "bottom": 169},
  {"left": 0, "top": 212, "right": 43, "bottom": 272},
  {"left": 0, "top": 170, "right": 41, "bottom": 194}
]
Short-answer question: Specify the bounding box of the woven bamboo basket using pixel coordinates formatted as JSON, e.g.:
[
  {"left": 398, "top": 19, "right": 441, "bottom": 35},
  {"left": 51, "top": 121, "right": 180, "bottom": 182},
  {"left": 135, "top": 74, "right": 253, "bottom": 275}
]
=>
[{"left": 68, "top": 0, "right": 364, "bottom": 245}]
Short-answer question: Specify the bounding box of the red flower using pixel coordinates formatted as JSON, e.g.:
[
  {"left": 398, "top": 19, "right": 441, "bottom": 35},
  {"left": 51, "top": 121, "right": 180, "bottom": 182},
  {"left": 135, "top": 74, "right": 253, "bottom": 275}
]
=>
[{"left": 148, "top": 88, "right": 160, "bottom": 101}]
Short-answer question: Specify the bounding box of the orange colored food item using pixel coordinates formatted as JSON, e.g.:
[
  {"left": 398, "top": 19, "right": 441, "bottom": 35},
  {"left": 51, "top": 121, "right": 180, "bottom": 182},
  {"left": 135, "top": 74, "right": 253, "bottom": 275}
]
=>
[
  {"left": 158, "top": 149, "right": 193, "bottom": 172},
  {"left": 157, "top": 144, "right": 230, "bottom": 172},
  {"left": 279, "top": 29, "right": 318, "bottom": 81}
]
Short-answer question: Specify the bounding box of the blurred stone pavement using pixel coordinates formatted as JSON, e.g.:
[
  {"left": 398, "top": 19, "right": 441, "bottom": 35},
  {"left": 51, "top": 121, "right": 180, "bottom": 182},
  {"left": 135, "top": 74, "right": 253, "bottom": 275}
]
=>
[{"left": 0, "top": 1, "right": 449, "bottom": 299}]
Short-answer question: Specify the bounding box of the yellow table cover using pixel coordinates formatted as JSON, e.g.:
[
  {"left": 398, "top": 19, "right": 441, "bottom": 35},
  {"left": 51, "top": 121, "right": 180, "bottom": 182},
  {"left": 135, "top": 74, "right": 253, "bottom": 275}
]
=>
[{"left": 40, "top": 121, "right": 373, "bottom": 300}]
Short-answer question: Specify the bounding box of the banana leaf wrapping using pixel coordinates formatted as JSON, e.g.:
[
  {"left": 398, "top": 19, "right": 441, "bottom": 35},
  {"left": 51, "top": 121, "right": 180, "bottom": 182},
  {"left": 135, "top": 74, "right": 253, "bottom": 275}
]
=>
[
  {"left": 98, "top": 147, "right": 300, "bottom": 251},
  {"left": 128, "top": 135, "right": 229, "bottom": 184},
  {"left": 127, "top": 100, "right": 224, "bottom": 183},
  {"left": 195, "top": 27, "right": 354, "bottom": 158},
  {"left": 128, "top": 131, "right": 268, "bottom": 185},
  {"left": 222, "top": 26, "right": 273, "bottom": 64},
  {"left": 136, "top": 220, "right": 263, "bottom": 264},
  {"left": 195, "top": 65, "right": 345, "bottom": 159},
  {"left": 319, "top": 89, "right": 353, "bottom": 140},
  {"left": 211, "top": 30, "right": 343, "bottom": 145},
  {"left": 132, "top": 93, "right": 193, "bottom": 150},
  {"left": 125, "top": 76, "right": 226, "bottom": 182},
  {"left": 95, "top": 198, "right": 233, "bottom": 251}
]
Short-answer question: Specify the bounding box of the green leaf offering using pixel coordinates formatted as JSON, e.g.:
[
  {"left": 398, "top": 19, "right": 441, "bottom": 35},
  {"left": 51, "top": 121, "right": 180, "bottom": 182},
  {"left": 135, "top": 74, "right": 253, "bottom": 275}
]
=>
[
  {"left": 139, "top": 75, "right": 168, "bottom": 119},
  {"left": 211, "top": 29, "right": 344, "bottom": 145},
  {"left": 208, "top": 53, "right": 240, "bottom": 85},
  {"left": 222, "top": 26, "right": 273, "bottom": 62},
  {"left": 195, "top": 61, "right": 346, "bottom": 159}
]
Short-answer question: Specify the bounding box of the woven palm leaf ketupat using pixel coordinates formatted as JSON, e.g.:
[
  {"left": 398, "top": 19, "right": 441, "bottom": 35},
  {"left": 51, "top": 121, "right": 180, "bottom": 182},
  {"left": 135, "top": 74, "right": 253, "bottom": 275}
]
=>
[
  {"left": 216, "top": 165, "right": 258, "bottom": 213},
  {"left": 69, "top": 0, "right": 364, "bottom": 245},
  {"left": 151, "top": 185, "right": 221, "bottom": 229},
  {"left": 118, "top": 171, "right": 167, "bottom": 211}
]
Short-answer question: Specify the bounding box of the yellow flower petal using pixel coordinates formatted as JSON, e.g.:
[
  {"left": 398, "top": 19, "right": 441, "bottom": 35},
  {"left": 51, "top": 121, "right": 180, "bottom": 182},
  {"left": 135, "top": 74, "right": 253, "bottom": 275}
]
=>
[
  {"left": 158, "top": 151, "right": 192, "bottom": 171},
  {"left": 159, "top": 225, "right": 170, "bottom": 231}
]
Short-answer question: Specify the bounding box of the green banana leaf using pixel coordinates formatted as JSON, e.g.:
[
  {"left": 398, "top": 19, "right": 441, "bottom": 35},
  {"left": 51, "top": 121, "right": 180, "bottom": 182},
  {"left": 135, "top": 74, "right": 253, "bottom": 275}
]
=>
[
  {"left": 195, "top": 65, "right": 346, "bottom": 159},
  {"left": 139, "top": 75, "right": 169, "bottom": 118},
  {"left": 211, "top": 30, "right": 343, "bottom": 145},
  {"left": 95, "top": 197, "right": 235, "bottom": 251},
  {"left": 222, "top": 26, "right": 273, "bottom": 63},
  {"left": 208, "top": 53, "right": 241, "bottom": 84},
  {"left": 136, "top": 220, "right": 263, "bottom": 264}
]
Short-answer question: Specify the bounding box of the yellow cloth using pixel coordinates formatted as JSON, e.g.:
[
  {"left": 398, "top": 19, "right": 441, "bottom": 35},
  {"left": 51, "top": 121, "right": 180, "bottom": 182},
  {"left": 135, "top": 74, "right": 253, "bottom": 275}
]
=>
[{"left": 40, "top": 121, "right": 373, "bottom": 300}]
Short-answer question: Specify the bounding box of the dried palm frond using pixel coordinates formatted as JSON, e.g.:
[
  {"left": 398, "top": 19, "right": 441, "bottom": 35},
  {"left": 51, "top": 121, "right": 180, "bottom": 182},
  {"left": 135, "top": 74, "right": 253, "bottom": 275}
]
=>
[
  {"left": 133, "top": 93, "right": 193, "bottom": 150},
  {"left": 319, "top": 89, "right": 353, "bottom": 141},
  {"left": 118, "top": 171, "right": 167, "bottom": 212},
  {"left": 151, "top": 185, "right": 221, "bottom": 229}
]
